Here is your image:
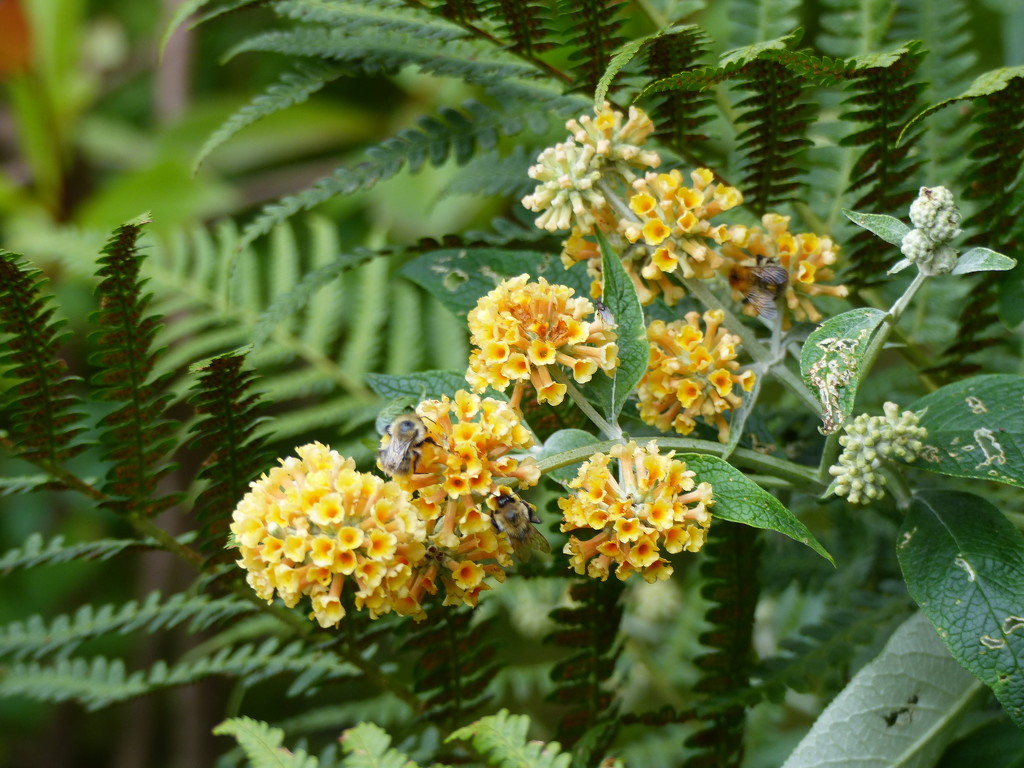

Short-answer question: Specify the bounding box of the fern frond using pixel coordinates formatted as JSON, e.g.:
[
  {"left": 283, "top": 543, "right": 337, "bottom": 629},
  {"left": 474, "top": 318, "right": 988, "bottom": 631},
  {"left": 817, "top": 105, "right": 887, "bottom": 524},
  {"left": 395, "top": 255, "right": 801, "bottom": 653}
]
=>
[
  {"left": 637, "top": 26, "right": 714, "bottom": 150},
  {"left": 545, "top": 578, "right": 623, "bottom": 751},
  {"left": 733, "top": 58, "right": 813, "bottom": 214},
  {"left": 685, "top": 521, "right": 760, "bottom": 768},
  {"left": 449, "top": 709, "right": 572, "bottom": 768},
  {"left": 339, "top": 721, "right": 420, "bottom": 768},
  {"left": 187, "top": 353, "right": 271, "bottom": 564},
  {"left": 0, "top": 638, "right": 359, "bottom": 711},
  {"left": 0, "top": 252, "right": 87, "bottom": 468},
  {"left": 481, "top": 0, "right": 553, "bottom": 56},
  {"left": 214, "top": 716, "right": 320, "bottom": 768},
  {"left": 555, "top": 0, "right": 627, "bottom": 91},
  {"left": 403, "top": 604, "right": 498, "bottom": 732},
  {"left": 727, "top": 0, "right": 800, "bottom": 47},
  {"left": 0, "top": 533, "right": 151, "bottom": 573},
  {"left": 194, "top": 61, "right": 346, "bottom": 172},
  {"left": 88, "top": 216, "right": 180, "bottom": 517},
  {"left": 239, "top": 100, "right": 526, "bottom": 249},
  {"left": 838, "top": 42, "right": 925, "bottom": 286},
  {"left": 275, "top": 694, "right": 414, "bottom": 737},
  {"left": 277, "top": 0, "right": 471, "bottom": 42},
  {"left": 933, "top": 74, "right": 1024, "bottom": 378},
  {"left": 0, "top": 592, "right": 255, "bottom": 661},
  {"left": 817, "top": 0, "right": 895, "bottom": 57}
]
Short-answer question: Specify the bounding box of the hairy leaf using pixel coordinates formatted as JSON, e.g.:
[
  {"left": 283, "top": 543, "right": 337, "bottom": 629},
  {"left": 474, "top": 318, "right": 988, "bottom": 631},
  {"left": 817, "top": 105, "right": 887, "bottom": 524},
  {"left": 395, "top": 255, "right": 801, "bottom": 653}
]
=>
[
  {"left": 910, "top": 374, "right": 1024, "bottom": 488},
  {"left": 898, "top": 491, "right": 1024, "bottom": 728}
]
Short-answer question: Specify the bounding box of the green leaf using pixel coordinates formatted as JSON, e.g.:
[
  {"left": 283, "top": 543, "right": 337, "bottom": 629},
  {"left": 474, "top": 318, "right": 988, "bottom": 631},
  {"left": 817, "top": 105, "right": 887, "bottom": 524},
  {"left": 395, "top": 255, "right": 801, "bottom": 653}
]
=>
[
  {"left": 910, "top": 374, "right": 1024, "bottom": 488},
  {"left": 340, "top": 721, "right": 421, "bottom": 768},
  {"left": 590, "top": 230, "right": 648, "bottom": 423},
  {"left": 365, "top": 370, "right": 474, "bottom": 402},
  {"left": 214, "top": 716, "right": 320, "bottom": 768},
  {"left": 782, "top": 613, "right": 980, "bottom": 768},
  {"left": 682, "top": 454, "right": 832, "bottom": 563},
  {"left": 594, "top": 25, "right": 700, "bottom": 107},
  {"left": 538, "top": 429, "right": 604, "bottom": 486},
  {"left": 400, "top": 249, "right": 589, "bottom": 318},
  {"left": 841, "top": 209, "right": 911, "bottom": 247},
  {"left": 897, "top": 491, "right": 1024, "bottom": 728},
  {"left": 899, "top": 65, "right": 1024, "bottom": 145},
  {"left": 951, "top": 247, "right": 1017, "bottom": 275},
  {"left": 449, "top": 709, "right": 571, "bottom": 768},
  {"left": 800, "top": 308, "right": 887, "bottom": 434},
  {"left": 719, "top": 29, "right": 803, "bottom": 66}
]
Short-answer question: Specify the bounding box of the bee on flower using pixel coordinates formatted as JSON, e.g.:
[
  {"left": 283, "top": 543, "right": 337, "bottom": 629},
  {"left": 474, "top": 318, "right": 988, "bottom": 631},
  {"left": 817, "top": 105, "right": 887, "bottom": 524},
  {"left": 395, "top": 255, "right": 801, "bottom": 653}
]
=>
[
  {"left": 637, "top": 309, "right": 756, "bottom": 443},
  {"left": 721, "top": 213, "right": 848, "bottom": 326},
  {"left": 559, "top": 441, "right": 713, "bottom": 582},
  {"left": 465, "top": 274, "right": 618, "bottom": 408}
]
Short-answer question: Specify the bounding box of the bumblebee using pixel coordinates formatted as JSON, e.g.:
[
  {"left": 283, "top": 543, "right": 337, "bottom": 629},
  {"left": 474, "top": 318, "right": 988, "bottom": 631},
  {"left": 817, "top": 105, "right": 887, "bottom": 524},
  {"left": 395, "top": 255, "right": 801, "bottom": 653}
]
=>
[
  {"left": 727, "top": 256, "right": 789, "bottom": 319},
  {"left": 488, "top": 487, "right": 551, "bottom": 562},
  {"left": 377, "top": 413, "right": 432, "bottom": 478}
]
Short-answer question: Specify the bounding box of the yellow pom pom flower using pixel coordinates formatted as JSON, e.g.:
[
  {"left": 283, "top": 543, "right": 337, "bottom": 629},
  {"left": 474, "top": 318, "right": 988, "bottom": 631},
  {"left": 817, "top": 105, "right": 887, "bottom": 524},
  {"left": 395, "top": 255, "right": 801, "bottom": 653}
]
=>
[
  {"left": 466, "top": 274, "right": 618, "bottom": 407},
  {"left": 637, "top": 310, "right": 756, "bottom": 443},
  {"left": 389, "top": 391, "right": 541, "bottom": 613},
  {"left": 230, "top": 442, "right": 427, "bottom": 627},
  {"left": 722, "top": 213, "right": 848, "bottom": 326},
  {"left": 559, "top": 441, "right": 713, "bottom": 582}
]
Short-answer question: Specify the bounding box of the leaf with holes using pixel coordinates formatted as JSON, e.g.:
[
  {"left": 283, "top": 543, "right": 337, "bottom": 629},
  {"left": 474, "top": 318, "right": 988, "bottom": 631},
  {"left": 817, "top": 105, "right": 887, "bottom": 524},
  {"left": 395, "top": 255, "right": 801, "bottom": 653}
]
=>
[
  {"left": 800, "top": 308, "right": 887, "bottom": 434},
  {"left": 400, "top": 249, "right": 590, "bottom": 317},
  {"left": 897, "top": 490, "right": 1024, "bottom": 728},
  {"left": 910, "top": 374, "right": 1024, "bottom": 488},
  {"left": 682, "top": 454, "right": 832, "bottom": 563}
]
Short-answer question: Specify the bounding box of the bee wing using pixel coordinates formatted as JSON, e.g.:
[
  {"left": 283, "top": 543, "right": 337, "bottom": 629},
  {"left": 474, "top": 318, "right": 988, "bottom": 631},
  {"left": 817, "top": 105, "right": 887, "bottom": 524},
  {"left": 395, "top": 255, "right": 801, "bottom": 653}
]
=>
[
  {"left": 745, "top": 287, "right": 778, "bottom": 319},
  {"left": 754, "top": 263, "right": 790, "bottom": 285},
  {"left": 512, "top": 526, "right": 551, "bottom": 562}
]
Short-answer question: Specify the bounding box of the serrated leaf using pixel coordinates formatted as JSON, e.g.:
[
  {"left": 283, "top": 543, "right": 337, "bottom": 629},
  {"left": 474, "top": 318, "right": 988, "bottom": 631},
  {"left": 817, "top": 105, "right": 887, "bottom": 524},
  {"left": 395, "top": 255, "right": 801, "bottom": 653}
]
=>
[
  {"left": 340, "top": 721, "right": 419, "bottom": 768},
  {"left": 399, "top": 249, "right": 590, "bottom": 317},
  {"left": 782, "top": 612, "right": 980, "bottom": 768},
  {"left": 214, "top": 716, "right": 320, "bottom": 768},
  {"left": 682, "top": 454, "right": 832, "bottom": 563},
  {"left": 898, "top": 491, "right": 1024, "bottom": 728},
  {"left": 449, "top": 709, "right": 571, "bottom": 768},
  {"left": 899, "top": 65, "right": 1024, "bottom": 145},
  {"left": 910, "top": 374, "right": 1024, "bottom": 488},
  {"left": 365, "top": 370, "right": 473, "bottom": 402},
  {"left": 842, "top": 210, "right": 911, "bottom": 247},
  {"left": 590, "top": 230, "right": 647, "bottom": 423},
  {"left": 801, "top": 308, "right": 887, "bottom": 434},
  {"left": 539, "top": 429, "right": 604, "bottom": 486},
  {"left": 951, "top": 247, "right": 1017, "bottom": 275},
  {"left": 594, "top": 25, "right": 699, "bottom": 107}
]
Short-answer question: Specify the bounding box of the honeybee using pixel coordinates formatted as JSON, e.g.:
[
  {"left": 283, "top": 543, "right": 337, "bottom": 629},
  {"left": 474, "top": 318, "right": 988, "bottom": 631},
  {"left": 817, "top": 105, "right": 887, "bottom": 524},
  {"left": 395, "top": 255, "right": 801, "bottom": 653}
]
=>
[
  {"left": 727, "top": 256, "right": 789, "bottom": 319},
  {"left": 377, "top": 413, "right": 433, "bottom": 478},
  {"left": 488, "top": 487, "right": 551, "bottom": 562}
]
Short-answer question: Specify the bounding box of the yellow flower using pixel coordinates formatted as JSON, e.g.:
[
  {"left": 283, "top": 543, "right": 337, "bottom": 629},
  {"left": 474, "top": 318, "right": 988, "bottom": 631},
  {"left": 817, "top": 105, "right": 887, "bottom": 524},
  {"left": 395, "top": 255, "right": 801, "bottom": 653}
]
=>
[
  {"left": 559, "top": 441, "right": 713, "bottom": 581},
  {"left": 229, "top": 442, "right": 427, "bottom": 627},
  {"left": 722, "top": 213, "right": 848, "bottom": 326},
  {"left": 466, "top": 274, "right": 618, "bottom": 407},
  {"left": 638, "top": 310, "right": 756, "bottom": 443}
]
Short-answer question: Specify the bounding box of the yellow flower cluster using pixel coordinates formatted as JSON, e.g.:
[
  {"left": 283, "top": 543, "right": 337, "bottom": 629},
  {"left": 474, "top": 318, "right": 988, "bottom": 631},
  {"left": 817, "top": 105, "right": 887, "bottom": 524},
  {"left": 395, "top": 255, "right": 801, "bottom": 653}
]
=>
[
  {"left": 638, "top": 309, "right": 756, "bottom": 443},
  {"left": 560, "top": 168, "right": 745, "bottom": 306},
  {"left": 521, "top": 103, "right": 660, "bottom": 233},
  {"left": 722, "top": 213, "right": 848, "bottom": 326},
  {"left": 466, "top": 274, "right": 619, "bottom": 407},
  {"left": 232, "top": 393, "right": 543, "bottom": 624},
  {"left": 230, "top": 442, "right": 427, "bottom": 627},
  {"left": 559, "top": 441, "right": 713, "bottom": 582}
]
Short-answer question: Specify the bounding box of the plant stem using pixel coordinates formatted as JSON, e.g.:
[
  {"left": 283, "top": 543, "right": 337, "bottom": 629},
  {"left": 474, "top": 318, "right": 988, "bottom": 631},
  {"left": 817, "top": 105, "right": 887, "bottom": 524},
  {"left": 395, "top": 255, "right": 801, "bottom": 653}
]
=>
[{"left": 551, "top": 366, "right": 623, "bottom": 440}]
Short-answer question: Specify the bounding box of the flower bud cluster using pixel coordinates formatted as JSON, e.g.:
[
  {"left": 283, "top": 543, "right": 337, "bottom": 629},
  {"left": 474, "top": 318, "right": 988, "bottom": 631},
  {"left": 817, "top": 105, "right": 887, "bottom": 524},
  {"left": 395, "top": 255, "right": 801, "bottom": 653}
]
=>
[
  {"left": 899, "top": 186, "right": 962, "bottom": 275},
  {"left": 828, "top": 402, "right": 928, "bottom": 504}
]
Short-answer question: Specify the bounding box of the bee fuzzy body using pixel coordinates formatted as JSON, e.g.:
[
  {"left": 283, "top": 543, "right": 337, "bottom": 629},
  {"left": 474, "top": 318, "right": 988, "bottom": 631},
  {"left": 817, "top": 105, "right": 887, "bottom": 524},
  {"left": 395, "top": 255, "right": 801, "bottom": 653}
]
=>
[
  {"left": 728, "top": 256, "right": 789, "bottom": 319},
  {"left": 489, "top": 489, "right": 551, "bottom": 562},
  {"left": 377, "top": 413, "right": 432, "bottom": 478}
]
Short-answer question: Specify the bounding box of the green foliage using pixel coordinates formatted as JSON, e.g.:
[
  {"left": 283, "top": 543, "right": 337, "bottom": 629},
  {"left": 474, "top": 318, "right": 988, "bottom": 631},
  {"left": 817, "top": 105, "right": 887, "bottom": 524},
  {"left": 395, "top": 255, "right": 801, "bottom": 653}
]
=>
[
  {"left": 214, "top": 716, "right": 321, "bottom": 768},
  {"left": 898, "top": 491, "right": 1024, "bottom": 728}
]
